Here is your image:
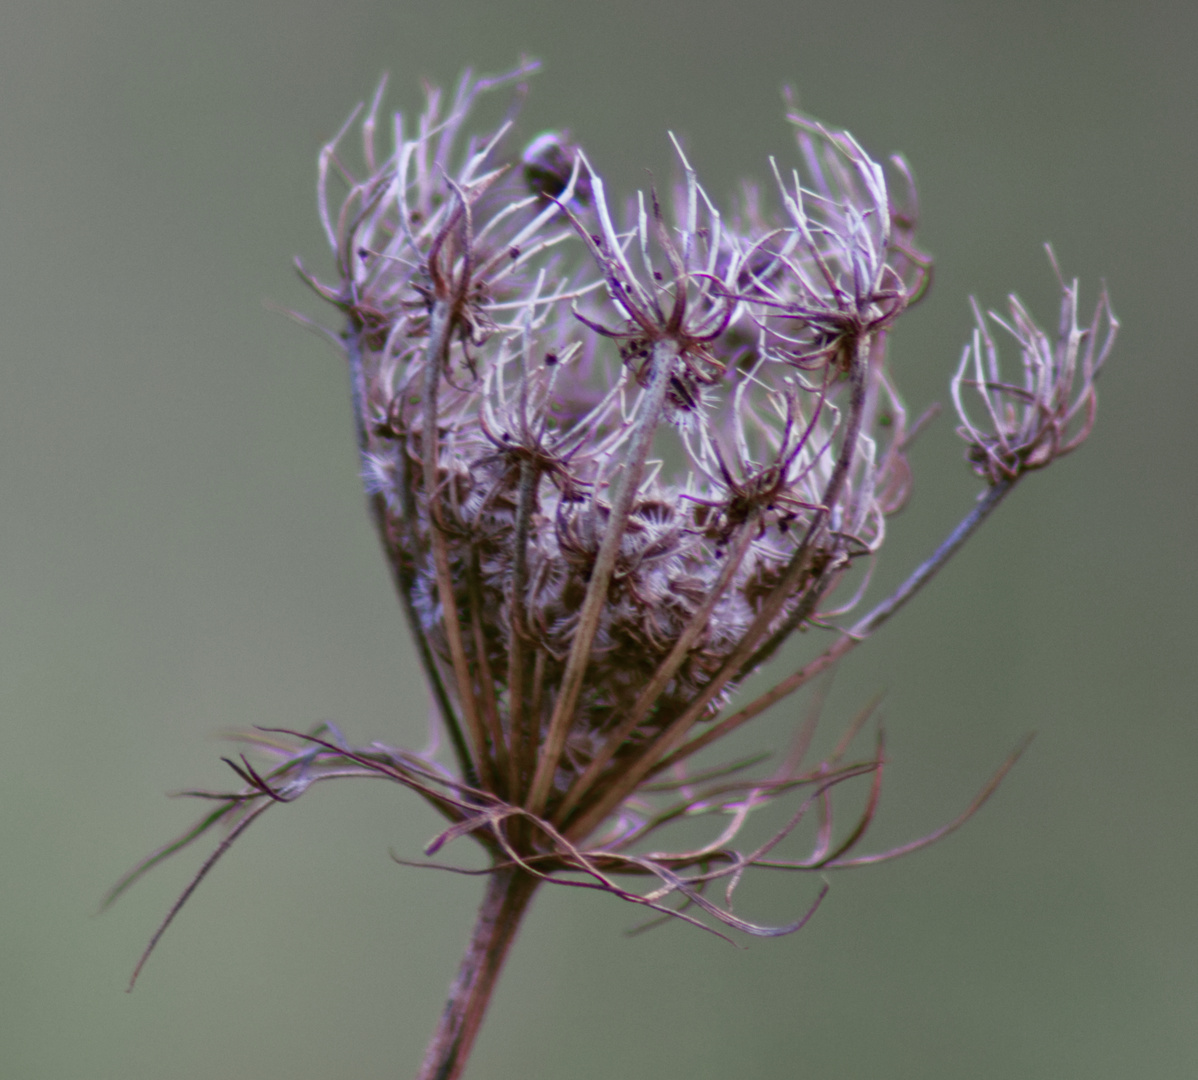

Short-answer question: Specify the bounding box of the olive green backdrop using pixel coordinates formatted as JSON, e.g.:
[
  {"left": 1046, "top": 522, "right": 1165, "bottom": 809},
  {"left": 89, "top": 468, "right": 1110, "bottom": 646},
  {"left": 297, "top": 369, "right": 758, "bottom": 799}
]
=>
[{"left": 3, "top": 1, "right": 1194, "bottom": 1077}]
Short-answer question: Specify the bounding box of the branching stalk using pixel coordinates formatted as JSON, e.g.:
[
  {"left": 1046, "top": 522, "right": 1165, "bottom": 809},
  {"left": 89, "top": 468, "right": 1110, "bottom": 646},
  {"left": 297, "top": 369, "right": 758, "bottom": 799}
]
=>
[
  {"left": 347, "top": 330, "right": 476, "bottom": 785},
  {"left": 655, "top": 475, "right": 1018, "bottom": 773},
  {"left": 526, "top": 342, "right": 678, "bottom": 816},
  {"left": 505, "top": 461, "right": 539, "bottom": 803},
  {"left": 423, "top": 300, "right": 492, "bottom": 787},
  {"left": 565, "top": 350, "right": 871, "bottom": 842},
  {"left": 556, "top": 517, "right": 759, "bottom": 822}
]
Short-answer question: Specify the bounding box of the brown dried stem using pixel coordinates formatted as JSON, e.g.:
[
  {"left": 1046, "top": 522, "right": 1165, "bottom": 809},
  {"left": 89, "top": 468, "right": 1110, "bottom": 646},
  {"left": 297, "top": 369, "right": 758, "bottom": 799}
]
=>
[
  {"left": 505, "top": 460, "right": 539, "bottom": 804},
  {"left": 423, "top": 299, "right": 492, "bottom": 788},
  {"left": 564, "top": 347, "right": 871, "bottom": 842},
  {"left": 657, "top": 474, "right": 1017, "bottom": 774},
  {"left": 555, "top": 518, "right": 760, "bottom": 821},
  {"left": 526, "top": 341, "right": 678, "bottom": 816},
  {"left": 416, "top": 868, "right": 540, "bottom": 1080},
  {"left": 345, "top": 331, "right": 476, "bottom": 785}
]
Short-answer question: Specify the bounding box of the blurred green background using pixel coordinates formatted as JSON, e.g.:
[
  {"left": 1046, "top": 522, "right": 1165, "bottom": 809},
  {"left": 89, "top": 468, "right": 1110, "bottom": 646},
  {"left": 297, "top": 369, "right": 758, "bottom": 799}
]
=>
[{"left": 3, "top": 1, "right": 1194, "bottom": 1077}]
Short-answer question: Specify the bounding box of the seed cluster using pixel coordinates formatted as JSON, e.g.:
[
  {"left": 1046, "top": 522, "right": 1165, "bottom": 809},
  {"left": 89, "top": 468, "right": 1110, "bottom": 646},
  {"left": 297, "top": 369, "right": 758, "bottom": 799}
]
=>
[
  {"left": 297, "top": 66, "right": 1111, "bottom": 842},
  {"left": 301, "top": 70, "right": 932, "bottom": 812}
]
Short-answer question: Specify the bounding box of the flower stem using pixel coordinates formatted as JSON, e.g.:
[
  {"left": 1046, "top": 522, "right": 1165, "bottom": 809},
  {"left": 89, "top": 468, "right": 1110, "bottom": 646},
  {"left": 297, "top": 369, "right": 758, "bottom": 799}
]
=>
[
  {"left": 416, "top": 867, "right": 541, "bottom": 1080},
  {"left": 422, "top": 299, "right": 493, "bottom": 789},
  {"left": 526, "top": 341, "right": 677, "bottom": 817},
  {"left": 653, "top": 475, "right": 1019, "bottom": 773}
]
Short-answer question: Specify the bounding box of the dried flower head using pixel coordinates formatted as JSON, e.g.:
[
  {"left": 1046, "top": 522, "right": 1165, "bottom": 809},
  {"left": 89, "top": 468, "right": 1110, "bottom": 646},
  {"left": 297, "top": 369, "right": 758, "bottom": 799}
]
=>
[
  {"left": 952, "top": 250, "right": 1117, "bottom": 484},
  {"left": 111, "top": 63, "right": 1114, "bottom": 1080},
  {"left": 296, "top": 65, "right": 939, "bottom": 835}
]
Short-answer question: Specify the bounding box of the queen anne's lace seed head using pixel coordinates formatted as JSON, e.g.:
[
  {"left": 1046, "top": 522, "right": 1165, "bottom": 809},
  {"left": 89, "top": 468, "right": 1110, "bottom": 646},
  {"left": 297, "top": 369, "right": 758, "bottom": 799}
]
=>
[
  {"left": 118, "top": 66, "right": 1114, "bottom": 992},
  {"left": 297, "top": 67, "right": 938, "bottom": 808}
]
